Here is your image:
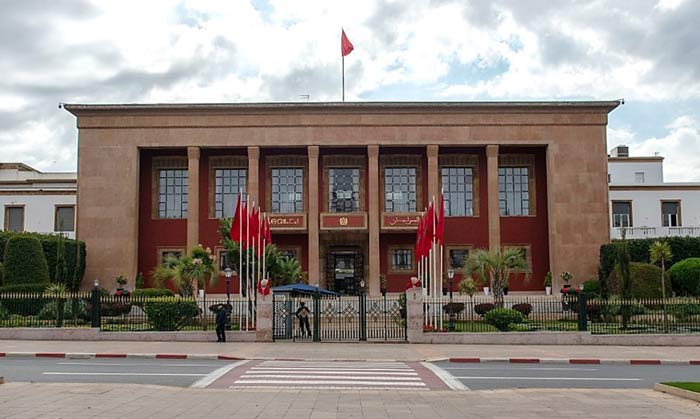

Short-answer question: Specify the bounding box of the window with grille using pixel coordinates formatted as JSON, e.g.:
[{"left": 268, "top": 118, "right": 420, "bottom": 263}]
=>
[
  {"left": 498, "top": 167, "right": 529, "bottom": 216},
  {"left": 329, "top": 168, "right": 360, "bottom": 212},
  {"left": 279, "top": 248, "right": 298, "bottom": 261},
  {"left": 612, "top": 201, "right": 632, "bottom": 227},
  {"left": 441, "top": 167, "right": 473, "bottom": 216},
  {"left": 271, "top": 168, "right": 303, "bottom": 213},
  {"left": 448, "top": 248, "right": 470, "bottom": 269},
  {"left": 55, "top": 206, "right": 75, "bottom": 232},
  {"left": 385, "top": 167, "right": 416, "bottom": 212},
  {"left": 215, "top": 168, "right": 246, "bottom": 218},
  {"left": 391, "top": 248, "right": 413, "bottom": 271},
  {"left": 158, "top": 169, "right": 188, "bottom": 219},
  {"left": 4, "top": 206, "right": 24, "bottom": 232},
  {"left": 662, "top": 201, "right": 681, "bottom": 227}
]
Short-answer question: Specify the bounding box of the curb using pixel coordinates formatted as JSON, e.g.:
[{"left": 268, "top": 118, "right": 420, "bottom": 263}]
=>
[
  {"left": 654, "top": 383, "right": 700, "bottom": 402},
  {"left": 1, "top": 352, "right": 699, "bottom": 365}
]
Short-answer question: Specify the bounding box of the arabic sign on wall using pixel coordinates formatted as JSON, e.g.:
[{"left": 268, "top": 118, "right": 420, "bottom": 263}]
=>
[
  {"left": 380, "top": 212, "right": 421, "bottom": 230},
  {"left": 268, "top": 214, "right": 306, "bottom": 231},
  {"left": 320, "top": 213, "right": 367, "bottom": 230}
]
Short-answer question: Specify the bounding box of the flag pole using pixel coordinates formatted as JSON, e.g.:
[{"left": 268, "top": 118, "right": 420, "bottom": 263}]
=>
[
  {"left": 238, "top": 190, "right": 243, "bottom": 329},
  {"left": 342, "top": 55, "right": 345, "bottom": 102}
]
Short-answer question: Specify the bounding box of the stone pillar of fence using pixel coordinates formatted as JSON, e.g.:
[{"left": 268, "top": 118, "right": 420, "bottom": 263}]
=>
[
  {"left": 406, "top": 287, "right": 425, "bottom": 343},
  {"left": 256, "top": 293, "right": 273, "bottom": 342}
]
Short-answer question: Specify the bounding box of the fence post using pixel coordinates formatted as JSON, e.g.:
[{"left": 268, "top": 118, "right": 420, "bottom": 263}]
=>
[
  {"left": 91, "top": 288, "right": 101, "bottom": 329},
  {"left": 577, "top": 293, "right": 587, "bottom": 331},
  {"left": 359, "top": 292, "right": 367, "bottom": 341},
  {"left": 313, "top": 291, "right": 320, "bottom": 342}
]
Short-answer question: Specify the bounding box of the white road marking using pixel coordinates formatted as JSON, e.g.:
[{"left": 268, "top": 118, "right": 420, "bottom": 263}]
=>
[
  {"left": 43, "top": 372, "right": 207, "bottom": 377},
  {"left": 228, "top": 385, "right": 429, "bottom": 391},
  {"left": 234, "top": 379, "right": 427, "bottom": 386},
  {"left": 240, "top": 374, "right": 421, "bottom": 381},
  {"left": 246, "top": 370, "right": 417, "bottom": 376},
  {"left": 58, "top": 362, "right": 223, "bottom": 367},
  {"left": 250, "top": 367, "right": 412, "bottom": 372},
  {"left": 190, "top": 360, "right": 249, "bottom": 389},
  {"left": 445, "top": 367, "right": 599, "bottom": 371},
  {"left": 454, "top": 376, "right": 642, "bottom": 381},
  {"left": 421, "top": 362, "right": 469, "bottom": 391}
]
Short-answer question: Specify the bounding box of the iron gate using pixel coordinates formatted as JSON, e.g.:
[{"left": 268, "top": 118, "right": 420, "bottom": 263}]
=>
[{"left": 272, "top": 293, "right": 406, "bottom": 342}]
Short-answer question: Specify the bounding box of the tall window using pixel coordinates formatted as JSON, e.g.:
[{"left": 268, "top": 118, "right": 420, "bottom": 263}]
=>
[
  {"left": 55, "top": 206, "right": 75, "bottom": 232},
  {"left": 391, "top": 248, "right": 413, "bottom": 271},
  {"left": 158, "top": 169, "right": 188, "bottom": 219},
  {"left": 447, "top": 247, "right": 470, "bottom": 270},
  {"left": 4, "top": 206, "right": 24, "bottom": 232},
  {"left": 612, "top": 202, "right": 632, "bottom": 227},
  {"left": 215, "top": 168, "right": 246, "bottom": 218},
  {"left": 441, "top": 167, "right": 473, "bottom": 216},
  {"left": 662, "top": 201, "right": 681, "bottom": 227},
  {"left": 385, "top": 167, "right": 416, "bottom": 212},
  {"left": 329, "top": 168, "right": 360, "bottom": 212},
  {"left": 271, "top": 168, "right": 303, "bottom": 213},
  {"left": 635, "top": 172, "right": 645, "bottom": 184},
  {"left": 498, "top": 167, "right": 529, "bottom": 216}
]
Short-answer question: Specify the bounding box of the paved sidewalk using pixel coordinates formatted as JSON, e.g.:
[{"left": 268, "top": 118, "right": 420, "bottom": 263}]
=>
[
  {"left": 1, "top": 382, "right": 699, "bottom": 418},
  {"left": 1, "top": 340, "right": 700, "bottom": 362}
]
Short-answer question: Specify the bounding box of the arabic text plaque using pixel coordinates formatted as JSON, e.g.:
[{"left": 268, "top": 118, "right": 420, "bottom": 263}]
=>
[
  {"left": 268, "top": 214, "right": 307, "bottom": 231},
  {"left": 380, "top": 212, "right": 422, "bottom": 230}
]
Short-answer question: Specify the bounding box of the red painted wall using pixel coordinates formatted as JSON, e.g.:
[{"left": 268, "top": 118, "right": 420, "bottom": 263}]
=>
[
  {"left": 138, "top": 149, "right": 187, "bottom": 291},
  {"left": 499, "top": 147, "right": 550, "bottom": 291}
]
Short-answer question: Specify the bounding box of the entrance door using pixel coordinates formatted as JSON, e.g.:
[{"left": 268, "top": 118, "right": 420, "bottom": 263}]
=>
[{"left": 333, "top": 253, "right": 356, "bottom": 295}]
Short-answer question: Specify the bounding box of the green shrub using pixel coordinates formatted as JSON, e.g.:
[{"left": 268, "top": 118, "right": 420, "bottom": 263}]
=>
[
  {"left": 669, "top": 304, "right": 700, "bottom": 321},
  {"left": 88, "top": 301, "right": 132, "bottom": 317},
  {"left": 144, "top": 299, "right": 199, "bottom": 331},
  {"left": 132, "top": 288, "right": 175, "bottom": 298},
  {"left": 3, "top": 235, "right": 50, "bottom": 285},
  {"left": 608, "top": 262, "right": 670, "bottom": 299},
  {"left": 474, "top": 303, "right": 495, "bottom": 317},
  {"left": 37, "top": 299, "right": 88, "bottom": 321},
  {"left": 442, "top": 302, "right": 465, "bottom": 315},
  {"left": 0, "top": 283, "right": 47, "bottom": 293},
  {"left": 0, "top": 302, "right": 8, "bottom": 320},
  {"left": 0, "top": 261, "right": 3, "bottom": 285},
  {"left": 484, "top": 308, "right": 525, "bottom": 331},
  {"left": 582, "top": 280, "right": 601, "bottom": 297},
  {"left": 511, "top": 303, "right": 533, "bottom": 317},
  {"left": 0, "top": 294, "right": 46, "bottom": 315},
  {"left": 668, "top": 258, "right": 700, "bottom": 296}
]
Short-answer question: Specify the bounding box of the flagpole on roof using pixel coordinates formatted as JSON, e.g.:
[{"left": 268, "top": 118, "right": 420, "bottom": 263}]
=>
[{"left": 341, "top": 28, "right": 354, "bottom": 102}]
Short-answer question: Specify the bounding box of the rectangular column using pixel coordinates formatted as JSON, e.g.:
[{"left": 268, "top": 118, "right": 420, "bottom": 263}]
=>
[
  {"left": 307, "top": 146, "right": 320, "bottom": 286},
  {"left": 247, "top": 146, "right": 260, "bottom": 205},
  {"left": 187, "top": 146, "right": 200, "bottom": 252},
  {"left": 368, "top": 145, "right": 380, "bottom": 297},
  {"left": 427, "top": 145, "right": 439, "bottom": 204},
  {"left": 486, "top": 145, "right": 500, "bottom": 251}
]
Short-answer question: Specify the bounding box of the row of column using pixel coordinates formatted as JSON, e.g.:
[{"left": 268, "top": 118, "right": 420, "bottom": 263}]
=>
[{"left": 185, "top": 144, "right": 503, "bottom": 296}]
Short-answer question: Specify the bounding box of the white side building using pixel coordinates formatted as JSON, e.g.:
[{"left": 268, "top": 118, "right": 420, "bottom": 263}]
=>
[
  {"left": 0, "top": 163, "right": 77, "bottom": 238},
  {"left": 608, "top": 146, "right": 700, "bottom": 239}
]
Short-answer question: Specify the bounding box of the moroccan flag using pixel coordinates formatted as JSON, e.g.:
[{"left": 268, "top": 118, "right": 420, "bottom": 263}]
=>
[
  {"left": 240, "top": 201, "right": 248, "bottom": 250},
  {"left": 415, "top": 215, "right": 424, "bottom": 261},
  {"left": 425, "top": 202, "right": 435, "bottom": 243},
  {"left": 264, "top": 216, "right": 272, "bottom": 243},
  {"left": 435, "top": 193, "right": 445, "bottom": 244},
  {"left": 249, "top": 205, "right": 260, "bottom": 245},
  {"left": 341, "top": 29, "right": 354, "bottom": 57},
  {"left": 229, "top": 194, "right": 242, "bottom": 243}
]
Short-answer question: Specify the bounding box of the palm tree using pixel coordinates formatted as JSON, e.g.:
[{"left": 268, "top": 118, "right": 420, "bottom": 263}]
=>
[
  {"left": 464, "top": 248, "right": 529, "bottom": 304},
  {"left": 650, "top": 240, "right": 672, "bottom": 332},
  {"left": 152, "top": 247, "right": 217, "bottom": 297}
]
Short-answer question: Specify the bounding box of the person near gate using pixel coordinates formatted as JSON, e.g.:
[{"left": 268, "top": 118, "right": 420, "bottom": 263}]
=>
[
  {"left": 215, "top": 304, "right": 228, "bottom": 342},
  {"left": 295, "top": 301, "right": 312, "bottom": 338}
]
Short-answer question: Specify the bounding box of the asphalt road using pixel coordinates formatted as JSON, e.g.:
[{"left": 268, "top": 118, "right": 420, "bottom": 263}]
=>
[
  {"left": 0, "top": 358, "right": 233, "bottom": 388},
  {"left": 432, "top": 361, "right": 700, "bottom": 390}
]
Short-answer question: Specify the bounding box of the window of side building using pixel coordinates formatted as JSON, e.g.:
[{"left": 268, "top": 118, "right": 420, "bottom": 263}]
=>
[
  {"left": 385, "top": 167, "right": 417, "bottom": 212},
  {"left": 158, "top": 169, "right": 188, "bottom": 219},
  {"left": 214, "top": 168, "right": 246, "bottom": 218},
  {"left": 441, "top": 167, "right": 473, "bottom": 216},
  {"left": 445, "top": 246, "right": 470, "bottom": 270},
  {"left": 271, "top": 168, "right": 304, "bottom": 213},
  {"left": 54, "top": 205, "right": 75, "bottom": 232},
  {"left": 612, "top": 201, "right": 633, "bottom": 227},
  {"left": 4, "top": 205, "right": 24, "bottom": 232},
  {"left": 662, "top": 201, "right": 681, "bottom": 227},
  {"left": 498, "top": 167, "right": 530, "bottom": 216},
  {"left": 389, "top": 247, "right": 414, "bottom": 273},
  {"left": 329, "top": 168, "right": 360, "bottom": 212}
]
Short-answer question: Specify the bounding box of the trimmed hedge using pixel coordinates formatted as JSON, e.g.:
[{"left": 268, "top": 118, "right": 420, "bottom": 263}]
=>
[
  {"left": 0, "top": 231, "right": 86, "bottom": 291},
  {"left": 608, "top": 262, "right": 671, "bottom": 299},
  {"left": 0, "top": 283, "right": 48, "bottom": 293},
  {"left": 144, "top": 299, "right": 199, "bottom": 331},
  {"left": 3, "top": 235, "right": 50, "bottom": 285},
  {"left": 474, "top": 303, "right": 496, "bottom": 317},
  {"left": 512, "top": 303, "right": 533, "bottom": 317},
  {"left": 132, "top": 288, "right": 175, "bottom": 298},
  {"left": 600, "top": 237, "right": 700, "bottom": 293},
  {"left": 668, "top": 258, "right": 700, "bottom": 296},
  {"left": 484, "top": 308, "right": 525, "bottom": 331}
]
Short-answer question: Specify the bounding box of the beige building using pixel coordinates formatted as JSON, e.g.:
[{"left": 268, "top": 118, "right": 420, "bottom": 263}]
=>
[{"left": 65, "top": 101, "right": 619, "bottom": 294}]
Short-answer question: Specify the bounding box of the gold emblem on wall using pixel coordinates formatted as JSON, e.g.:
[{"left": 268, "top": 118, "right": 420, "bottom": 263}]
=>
[{"left": 339, "top": 217, "right": 349, "bottom": 226}]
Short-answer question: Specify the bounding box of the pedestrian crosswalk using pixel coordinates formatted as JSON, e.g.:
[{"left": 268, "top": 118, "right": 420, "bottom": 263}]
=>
[{"left": 225, "top": 360, "right": 441, "bottom": 390}]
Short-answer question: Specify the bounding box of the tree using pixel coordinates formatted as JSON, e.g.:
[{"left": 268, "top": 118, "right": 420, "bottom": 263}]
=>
[
  {"left": 152, "top": 246, "right": 217, "bottom": 297},
  {"left": 649, "top": 241, "right": 672, "bottom": 300},
  {"left": 617, "top": 240, "right": 632, "bottom": 329},
  {"left": 463, "top": 248, "right": 528, "bottom": 304}
]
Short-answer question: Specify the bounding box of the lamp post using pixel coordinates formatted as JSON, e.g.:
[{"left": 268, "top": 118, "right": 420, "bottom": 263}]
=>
[
  {"left": 224, "top": 267, "right": 233, "bottom": 306},
  {"left": 359, "top": 279, "right": 366, "bottom": 341},
  {"left": 447, "top": 269, "right": 455, "bottom": 332}
]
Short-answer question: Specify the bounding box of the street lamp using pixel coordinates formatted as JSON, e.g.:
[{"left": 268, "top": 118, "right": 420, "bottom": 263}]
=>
[
  {"left": 447, "top": 269, "right": 455, "bottom": 332},
  {"left": 224, "top": 267, "right": 233, "bottom": 306}
]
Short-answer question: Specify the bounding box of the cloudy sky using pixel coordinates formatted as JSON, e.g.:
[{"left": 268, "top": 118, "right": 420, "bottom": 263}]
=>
[{"left": 1, "top": 0, "right": 699, "bottom": 181}]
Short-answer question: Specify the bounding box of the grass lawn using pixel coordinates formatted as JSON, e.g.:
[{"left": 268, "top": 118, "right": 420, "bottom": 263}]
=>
[{"left": 662, "top": 382, "right": 700, "bottom": 393}]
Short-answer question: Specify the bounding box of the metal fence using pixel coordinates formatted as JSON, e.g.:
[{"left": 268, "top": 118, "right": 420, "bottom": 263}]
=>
[
  {"left": 0, "top": 291, "right": 257, "bottom": 332},
  {"left": 423, "top": 295, "right": 700, "bottom": 334}
]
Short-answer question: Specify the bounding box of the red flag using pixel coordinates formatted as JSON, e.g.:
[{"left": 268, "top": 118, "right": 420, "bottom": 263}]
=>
[
  {"left": 229, "top": 194, "right": 242, "bottom": 243},
  {"left": 425, "top": 203, "right": 435, "bottom": 242},
  {"left": 240, "top": 201, "right": 248, "bottom": 250},
  {"left": 436, "top": 193, "right": 445, "bottom": 244},
  {"left": 250, "top": 205, "right": 260, "bottom": 246},
  {"left": 264, "top": 217, "right": 272, "bottom": 244},
  {"left": 341, "top": 29, "right": 354, "bottom": 57},
  {"left": 415, "top": 215, "right": 424, "bottom": 261}
]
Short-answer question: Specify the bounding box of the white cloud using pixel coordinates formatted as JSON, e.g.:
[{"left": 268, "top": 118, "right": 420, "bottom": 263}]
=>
[{"left": 635, "top": 116, "right": 700, "bottom": 182}]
